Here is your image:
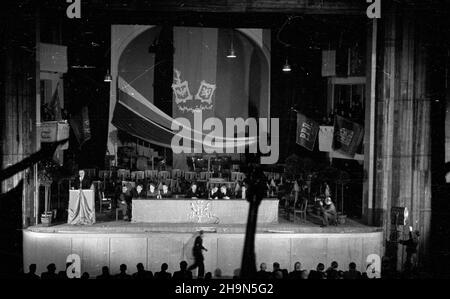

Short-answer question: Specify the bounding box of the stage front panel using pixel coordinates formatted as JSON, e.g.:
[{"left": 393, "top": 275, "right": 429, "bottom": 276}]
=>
[{"left": 131, "top": 199, "right": 279, "bottom": 224}]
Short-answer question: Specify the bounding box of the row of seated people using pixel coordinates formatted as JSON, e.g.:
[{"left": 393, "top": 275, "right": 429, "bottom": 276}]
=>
[
  {"left": 120, "top": 182, "right": 249, "bottom": 200},
  {"left": 22, "top": 260, "right": 384, "bottom": 280}
]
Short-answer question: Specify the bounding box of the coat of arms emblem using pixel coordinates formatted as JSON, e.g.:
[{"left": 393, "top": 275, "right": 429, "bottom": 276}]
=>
[{"left": 172, "top": 69, "right": 216, "bottom": 113}]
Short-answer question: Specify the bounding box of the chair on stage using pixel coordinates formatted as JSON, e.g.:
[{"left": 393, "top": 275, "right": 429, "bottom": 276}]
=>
[
  {"left": 100, "top": 192, "right": 112, "bottom": 213},
  {"left": 293, "top": 198, "right": 308, "bottom": 223}
]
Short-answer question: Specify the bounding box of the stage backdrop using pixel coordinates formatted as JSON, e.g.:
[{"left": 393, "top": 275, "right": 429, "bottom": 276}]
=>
[{"left": 108, "top": 25, "right": 271, "bottom": 170}]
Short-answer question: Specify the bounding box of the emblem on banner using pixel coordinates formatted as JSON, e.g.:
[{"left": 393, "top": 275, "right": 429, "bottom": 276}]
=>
[
  {"left": 172, "top": 69, "right": 215, "bottom": 113},
  {"left": 189, "top": 200, "right": 219, "bottom": 224}
]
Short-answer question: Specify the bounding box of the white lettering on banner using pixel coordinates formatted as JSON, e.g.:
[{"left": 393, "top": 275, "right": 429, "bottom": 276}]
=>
[
  {"left": 66, "top": 0, "right": 81, "bottom": 19},
  {"left": 171, "top": 114, "right": 279, "bottom": 165},
  {"left": 366, "top": 254, "right": 381, "bottom": 279},
  {"left": 66, "top": 254, "right": 81, "bottom": 279},
  {"left": 366, "top": 0, "right": 381, "bottom": 19}
]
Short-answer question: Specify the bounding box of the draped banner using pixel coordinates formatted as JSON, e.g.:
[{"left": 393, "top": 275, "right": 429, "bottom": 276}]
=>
[
  {"left": 68, "top": 190, "right": 95, "bottom": 225},
  {"left": 332, "top": 115, "right": 364, "bottom": 157},
  {"left": 296, "top": 113, "right": 319, "bottom": 151}
]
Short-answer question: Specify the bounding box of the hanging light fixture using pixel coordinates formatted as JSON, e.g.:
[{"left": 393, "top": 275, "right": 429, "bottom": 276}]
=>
[
  {"left": 227, "top": 29, "right": 237, "bottom": 58},
  {"left": 104, "top": 69, "right": 112, "bottom": 82},
  {"left": 282, "top": 59, "right": 292, "bottom": 72}
]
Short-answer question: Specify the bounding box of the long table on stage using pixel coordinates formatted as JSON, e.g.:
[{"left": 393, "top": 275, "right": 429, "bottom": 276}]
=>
[{"left": 132, "top": 199, "right": 279, "bottom": 224}]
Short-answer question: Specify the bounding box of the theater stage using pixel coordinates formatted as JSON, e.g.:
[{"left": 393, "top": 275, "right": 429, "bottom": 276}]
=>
[{"left": 23, "top": 218, "right": 383, "bottom": 278}]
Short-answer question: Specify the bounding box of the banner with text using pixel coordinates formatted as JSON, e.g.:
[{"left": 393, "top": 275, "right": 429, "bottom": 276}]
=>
[
  {"left": 296, "top": 113, "right": 319, "bottom": 151},
  {"left": 332, "top": 115, "right": 364, "bottom": 157}
]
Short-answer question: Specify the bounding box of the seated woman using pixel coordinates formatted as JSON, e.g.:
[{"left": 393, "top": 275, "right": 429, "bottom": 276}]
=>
[
  {"left": 185, "top": 182, "right": 201, "bottom": 199},
  {"left": 218, "top": 185, "right": 230, "bottom": 199},
  {"left": 147, "top": 183, "right": 158, "bottom": 198}
]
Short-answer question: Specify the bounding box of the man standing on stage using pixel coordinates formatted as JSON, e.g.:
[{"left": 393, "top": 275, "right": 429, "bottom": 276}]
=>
[
  {"left": 187, "top": 230, "right": 208, "bottom": 278},
  {"left": 72, "top": 169, "right": 93, "bottom": 190}
]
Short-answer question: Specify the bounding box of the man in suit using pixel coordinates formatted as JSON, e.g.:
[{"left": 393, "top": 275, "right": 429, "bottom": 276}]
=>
[
  {"left": 117, "top": 185, "right": 132, "bottom": 221},
  {"left": 147, "top": 183, "right": 158, "bottom": 198},
  {"left": 173, "top": 261, "right": 193, "bottom": 280},
  {"left": 159, "top": 183, "right": 172, "bottom": 198},
  {"left": 236, "top": 185, "right": 248, "bottom": 199},
  {"left": 185, "top": 183, "right": 201, "bottom": 199},
  {"left": 131, "top": 184, "right": 146, "bottom": 199},
  {"left": 320, "top": 197, "right": 337, "bottom": 227},
  {"left": 72, "top": 169, "right": 93, "bottom": 190},
  {"left": 256, "top": 262, "right": 271, "bottom": 279}
]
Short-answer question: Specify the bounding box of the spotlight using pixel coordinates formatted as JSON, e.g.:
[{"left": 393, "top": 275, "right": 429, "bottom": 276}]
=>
[
  {"left": 227, "top": 48, "right": 237, "bottom": 59},
  {"left": 282, "top": 59, "right": 292, "bottom": 72},
  {"left": 227, "top": 29, "right": 237, "bottom": 59},
  {"left": 104, "top": 69, "right": 112, "bottom": 82}
]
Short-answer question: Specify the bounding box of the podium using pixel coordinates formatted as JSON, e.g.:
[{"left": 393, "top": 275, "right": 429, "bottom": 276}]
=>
[{"left": 68, "top": 189, "right": 96, "bottom": 225}]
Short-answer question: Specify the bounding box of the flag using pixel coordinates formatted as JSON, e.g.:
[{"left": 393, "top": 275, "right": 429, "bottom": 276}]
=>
[
  {"left": 332, "top": 115, "right": 364, "bottom": 157},
  {"left": 69, "top": 106, "right": 91, "bottom": 147},
  {"left": 296, "top": 113, "right": 319, "bottom": 151}
]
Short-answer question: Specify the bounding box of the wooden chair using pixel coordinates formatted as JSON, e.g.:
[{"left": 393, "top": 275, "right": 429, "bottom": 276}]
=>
[{"left": 294, "top": 198, "right": 308, "bottom": 223}]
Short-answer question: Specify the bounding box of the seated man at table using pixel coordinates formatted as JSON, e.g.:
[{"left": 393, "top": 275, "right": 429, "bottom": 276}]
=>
[
  {"left": 236, "top": 184, "right": 248, "bottom": 199},
  {"left": 185, "top": 182, "right": 201, "bottom": 199},
  {"left": 131, "top": 184, "right": 146, "bottom": 199},
  {"left": 218, "top": 185, "right": 231, "bottom": 199},
  {"left": 157, "top": 183, "right": 172, "bottom": 199},
  {"left": 117, "top": 185, "right": 132, "bottom": 221},
  {"left": 210, "top": 186, "right": 219, "bottom": 199},
  {"left": 147, "top": 183, "right": 158, "bottom": 198}
]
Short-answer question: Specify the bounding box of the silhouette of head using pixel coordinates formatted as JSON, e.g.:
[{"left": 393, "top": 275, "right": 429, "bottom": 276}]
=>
[
  {"left": 205, "top": 272, "right": 212, "bottom": 279},
  {"left": 180, "top": 261, "right": 188, "bottom": 271},
  {"left": 29, "top": 264, "right": 36, "bottom": 274},
  {"left": 81, "top": 272, "right": 89, "bottom": 279},
  {"left": 120, "top": 264, "right": 127, "bottom": 273},
  {"left": 214, "top": 268, "right": 222, "bottom": 278},
  {"left": 102, "top": 266, "right": 109, "bottom": 275},
  {"left": 294, "top": 262, "right": 301, "bottom": 271},
  {"left": 273, "top": 262, "right": 280, "bottom": 271},
  {"left": 331, "top": 261, "right": 338, "bottom": 269},
  {"left": 137, "top": 263, "right": 144, "bottom": 271},
  {"left": 161, "top": 263, "right": 168, "bottom": 271},
  {"left": 47, "top": 263, "right": 56, "bottom": 273},
  {"left": 349, "top": 262, "right": 357, "bottom": 270},
  {"left": 317, "top": 263, "right": 325, "bottom": 272},
  {"left": 260, "top": 263, "right": 267, "bottom": 271}
]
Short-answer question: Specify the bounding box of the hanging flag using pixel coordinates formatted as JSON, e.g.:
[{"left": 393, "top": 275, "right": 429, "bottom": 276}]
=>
[
  {"left": 50, "top": 82, "right": 62, "bottom": 121},
  {"left": 69, "top": 106, "right": 91, "bottom": 147},
  {"left": 296, "top": 113, "right": 319, "bottom": 151},
  {"left": 332, "top": 115, "right": 364, "bottom": 157}
]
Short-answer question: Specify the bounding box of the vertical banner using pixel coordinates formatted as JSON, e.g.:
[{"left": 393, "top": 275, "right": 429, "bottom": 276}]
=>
[
  {"left": 321, "top": 50, "right": 336, "bottom": 77},
  {"left": 332, "top": 115, "right": 364, "bottom": 157},
  {"left": 296, "top": 113, "right": 319, "bottom": 151},
  {"left": 69, "top": 106, "right": 91, "bottom": 147}
]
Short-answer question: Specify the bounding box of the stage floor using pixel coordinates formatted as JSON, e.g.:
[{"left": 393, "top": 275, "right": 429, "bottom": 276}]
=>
[{"left": 27, "top": 217, "right": 380, "bottom": 234}]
